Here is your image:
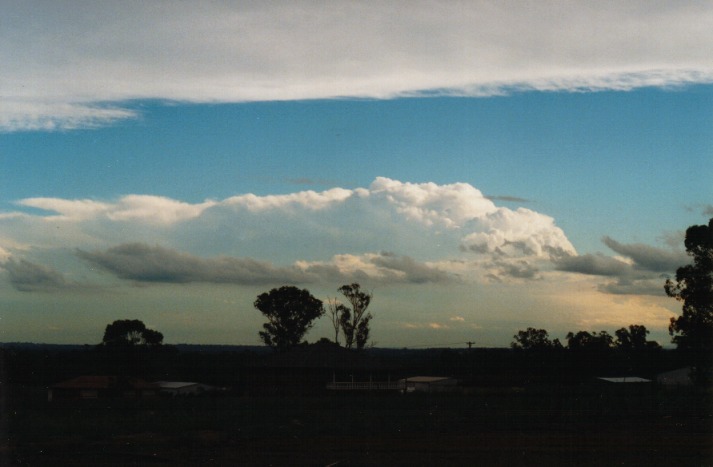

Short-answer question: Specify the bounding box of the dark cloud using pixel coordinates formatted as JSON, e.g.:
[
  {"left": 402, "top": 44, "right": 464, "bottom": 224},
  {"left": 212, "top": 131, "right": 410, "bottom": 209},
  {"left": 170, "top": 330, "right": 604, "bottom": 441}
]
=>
[
  {"left": 553, "top": 234, "right": 689, "bottom": 297},
  {"left": 553, "top": 253, "right": 632, "bottom": 276},
  {"left": 597, "top": 276, "right": 669, "bottom": 296},
  {"left": 2, "top": 259, "right": 74, "bottom": 292},
  {"left": 370, "top": 252, "right": 452, "bottom": 284},
  {"left": 77, "top": 243, "right": 312, "bottom": 285},
  {"left": 76, "top": 243, "right": 453, "bottom": 286},
  {"left": 703, "top": 205, "right": 713, "bottom": 216},
  {"left": 484, "top": 195, "right": 531, "bottom": 203},
  {"left": 602, "top": 236, "right": 689, "bottom": 272},
  {"left": 482, "top": 258, "right": 540, "bottom": 281}
]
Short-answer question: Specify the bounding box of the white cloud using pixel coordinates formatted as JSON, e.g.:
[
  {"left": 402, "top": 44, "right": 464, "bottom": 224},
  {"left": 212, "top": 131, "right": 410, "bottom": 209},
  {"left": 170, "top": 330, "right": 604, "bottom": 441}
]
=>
[
  {"left": 2, "top": 178, "right": 578, "bottom": 288},
  {"left": 2, "top": 1, "right": 712, "bottom": 131}
]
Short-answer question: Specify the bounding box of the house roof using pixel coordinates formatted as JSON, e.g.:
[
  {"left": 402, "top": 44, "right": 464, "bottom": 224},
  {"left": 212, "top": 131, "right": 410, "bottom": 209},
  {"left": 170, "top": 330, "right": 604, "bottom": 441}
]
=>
[
  {"left": 155, "top": 381, "right": 201, "bottom": 389},
  {"left": 597, "top": 377, "right": 651, "bottom": 383},
  {"left": 51, "top": 376, "right": 156, "bottom": 389},
  {"left": 402, "top": 376, "right": 455, "bottom": 383}
]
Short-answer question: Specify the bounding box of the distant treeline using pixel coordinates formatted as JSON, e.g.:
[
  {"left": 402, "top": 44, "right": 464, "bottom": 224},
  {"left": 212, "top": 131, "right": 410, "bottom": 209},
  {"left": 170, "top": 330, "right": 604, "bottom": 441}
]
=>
[{"left": 2, "top": 339, "right": 686, "bottom": 394}]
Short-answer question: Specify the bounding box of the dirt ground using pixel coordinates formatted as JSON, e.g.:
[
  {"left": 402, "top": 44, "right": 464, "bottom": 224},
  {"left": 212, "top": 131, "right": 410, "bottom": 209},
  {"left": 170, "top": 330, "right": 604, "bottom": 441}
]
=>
[{"left": 12, "top": 427, "right": 713, "bottom": 466}]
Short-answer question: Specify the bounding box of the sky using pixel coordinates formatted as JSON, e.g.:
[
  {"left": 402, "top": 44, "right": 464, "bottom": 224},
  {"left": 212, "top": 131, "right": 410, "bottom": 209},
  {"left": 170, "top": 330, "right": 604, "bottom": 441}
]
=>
[{"left": 1, "top": 1, "right": 712, "bottom": 347}]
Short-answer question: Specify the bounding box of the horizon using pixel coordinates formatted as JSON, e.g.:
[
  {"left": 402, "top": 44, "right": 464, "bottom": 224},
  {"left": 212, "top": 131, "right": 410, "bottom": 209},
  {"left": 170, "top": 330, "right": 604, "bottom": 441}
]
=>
[{"left": 1, "top": 2, "right": 711, "bottom": 348}]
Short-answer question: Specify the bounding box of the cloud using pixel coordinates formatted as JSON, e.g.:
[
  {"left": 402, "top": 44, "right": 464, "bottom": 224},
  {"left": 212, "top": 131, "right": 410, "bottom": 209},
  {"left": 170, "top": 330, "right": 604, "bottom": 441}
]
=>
[
  {"left": 554, "top": 253, "right": 632, "bottom": 276},
  {"left": 297, "top": 252, "right": 453, "bottom": 285},
  {"left": 2, "top": 1, "right": 712, "bottom": 131},
  {"left": 1, "top": 258, "right": 75, "bottom": 292},
  {"left": 18, "top": 195, "right": 215, "bottom": 224},
  {"left": 3, "top": 177, "right": 575, "bottom": 287},
  {"left": 77, "top": 243, "right": 453, "bottom": 286},
  {"left": 553, "top": 235, "right": 689, "bottom": 296},
  {"left": 597, "top": 276, "right": 669, "bottom": 296},
  {"left": 484, "top": 195, "right": 531, "bottom": 203},
  {"left": 77, "top": 243, "right": 310, "bottom": 285},
  {"left": 602, "top": 236, "right": 689, "bottom": 272},
  {"left": 460, "top": 207, "right": 575, "bottom": 259}
]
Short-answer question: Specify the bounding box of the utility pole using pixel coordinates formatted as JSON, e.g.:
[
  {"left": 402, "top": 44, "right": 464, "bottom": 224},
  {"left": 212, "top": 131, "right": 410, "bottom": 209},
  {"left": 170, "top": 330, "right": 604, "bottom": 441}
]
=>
[{"left": 466, "top": 341, "right": 475, "bottom": 350}]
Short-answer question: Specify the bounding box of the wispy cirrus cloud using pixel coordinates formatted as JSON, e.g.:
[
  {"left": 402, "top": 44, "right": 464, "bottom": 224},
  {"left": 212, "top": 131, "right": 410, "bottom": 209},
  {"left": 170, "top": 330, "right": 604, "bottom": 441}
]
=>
[{"left": 2, "top": 1, "right": 712, "bottom": 131}]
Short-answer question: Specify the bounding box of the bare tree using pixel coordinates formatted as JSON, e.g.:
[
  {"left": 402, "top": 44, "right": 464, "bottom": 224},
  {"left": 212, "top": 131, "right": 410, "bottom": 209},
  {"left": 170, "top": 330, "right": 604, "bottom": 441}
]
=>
[{"left": 327, "top": 298, "right": 348, "bottom": 345}]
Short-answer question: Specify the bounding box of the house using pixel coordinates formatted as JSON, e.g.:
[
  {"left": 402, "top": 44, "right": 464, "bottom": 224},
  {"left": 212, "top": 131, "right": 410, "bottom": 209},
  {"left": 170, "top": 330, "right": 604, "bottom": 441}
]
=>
[
  {"left": 155, "top": 381, "right": 218, "bottom": 396},
  {"left": 48, "top": 375, "right": 157, "bottom": 401},
  {"left": 399, "top": 376, "right": 458, "bottom": 393}
]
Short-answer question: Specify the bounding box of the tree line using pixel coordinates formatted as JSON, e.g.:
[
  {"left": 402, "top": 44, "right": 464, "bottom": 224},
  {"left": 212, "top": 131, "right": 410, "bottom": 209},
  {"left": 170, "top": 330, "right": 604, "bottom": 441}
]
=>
[
  {"left": 91, "top": 218, "right": 711, "bottom": 383},
  {"left": 511, "top": 325, "right": 661, "bottom": 352}
]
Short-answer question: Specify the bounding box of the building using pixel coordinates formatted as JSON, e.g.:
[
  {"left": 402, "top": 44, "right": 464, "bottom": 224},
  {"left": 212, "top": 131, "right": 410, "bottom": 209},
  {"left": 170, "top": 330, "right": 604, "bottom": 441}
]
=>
[
  {"left": 596, "top": 377, "right": 651, "bottom": 384},
  {"left": 399, "top": 376, "right": 458, "bottom": 393},
  {"left": 48, "top": 376, "right": 157, "bottom": 401}
]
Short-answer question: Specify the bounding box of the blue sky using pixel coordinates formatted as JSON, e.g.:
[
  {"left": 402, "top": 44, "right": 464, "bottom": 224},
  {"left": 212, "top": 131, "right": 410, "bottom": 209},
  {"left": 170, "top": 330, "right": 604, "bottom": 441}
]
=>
[{"left": 1, "top": 1, "right": 711, "bottom": 347}]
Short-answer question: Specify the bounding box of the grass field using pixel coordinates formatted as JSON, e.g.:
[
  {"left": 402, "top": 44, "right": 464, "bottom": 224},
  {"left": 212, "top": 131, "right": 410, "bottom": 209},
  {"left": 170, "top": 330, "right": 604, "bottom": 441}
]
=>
[{"left": 7, "top": 385, "right": 713, "bottom": 466}]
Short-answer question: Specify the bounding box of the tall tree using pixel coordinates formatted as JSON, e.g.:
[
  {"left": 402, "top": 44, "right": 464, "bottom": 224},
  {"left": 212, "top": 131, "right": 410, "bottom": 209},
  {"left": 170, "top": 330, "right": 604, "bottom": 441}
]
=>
[
  {"left": 254, "top": 286, "right": 324, "bottom": 350},
  {"left": 511, "top": 328, "right": 562, "bottom": 350},
  {"left": 565, "top": 330, "right": 613, "bottom": 351},
  {"left": 665, "top": 218, "right": 713, "bottom": 384},
  {"left": 337, "top": 283, "right": 373, "bottom": 349},
  {"left": 326, "top": 298, "right": 348, "bottom": 345},
  {"left": 101, "top": 319, "right": 164, "bottom": 346},
  {"left": 614, "top": 324, "right": 660, "bottom": 350}
]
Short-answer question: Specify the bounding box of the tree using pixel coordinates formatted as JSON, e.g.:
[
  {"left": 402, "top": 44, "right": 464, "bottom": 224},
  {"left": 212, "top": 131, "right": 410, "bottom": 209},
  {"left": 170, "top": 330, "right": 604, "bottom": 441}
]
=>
[
  {"left": 326, "top": 298, "right": 349, "bottom": 345},
  {"left": 511, "top": 328, "right": 562, "bottom": 350},
  {"left": 101, "top": 319, "right": 164, "bottom": 346},
  {"left": 336, "top": 283, "right": 373, "bottom": 350},
  {"left": 665, "top": 218, "right": 713, "bottom": 384},
  {"left": 614, "top": 324, "right": 661, "bottom": 350},
  {"left": 565, "top": 330, "right": 613, "bottom": 351},
  {"left": 254, "top": 286, "right": 324, "bottom": 350}
]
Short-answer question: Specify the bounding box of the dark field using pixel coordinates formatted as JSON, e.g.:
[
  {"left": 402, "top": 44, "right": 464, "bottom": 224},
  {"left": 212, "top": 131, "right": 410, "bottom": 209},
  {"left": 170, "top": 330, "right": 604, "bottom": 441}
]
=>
[{"left": 6, "top": 386, "right": 713, "bottom": 466}]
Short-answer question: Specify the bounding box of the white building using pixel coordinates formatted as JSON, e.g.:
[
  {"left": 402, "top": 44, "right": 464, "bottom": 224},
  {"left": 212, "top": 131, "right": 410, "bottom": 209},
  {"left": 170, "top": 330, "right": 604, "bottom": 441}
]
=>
[{"left": 399, "top": 376, "right": 458, "bottom": 393}]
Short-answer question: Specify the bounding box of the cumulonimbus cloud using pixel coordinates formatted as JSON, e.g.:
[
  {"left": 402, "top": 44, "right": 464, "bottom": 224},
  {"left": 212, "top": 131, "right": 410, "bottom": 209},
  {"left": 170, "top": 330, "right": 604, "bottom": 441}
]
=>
[
  {"left": 2, "top": 178, "right": 578, "bottom": 288},
  {"left": 2, "top": 1, "right": 712, "bottom": 131}
]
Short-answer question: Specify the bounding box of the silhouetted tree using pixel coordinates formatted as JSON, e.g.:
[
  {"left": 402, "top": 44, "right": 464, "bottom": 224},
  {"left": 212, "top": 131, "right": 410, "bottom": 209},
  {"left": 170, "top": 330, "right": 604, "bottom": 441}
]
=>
[
  {"left": 101, "top": 319, "right": 164, "bottom": 346},
  {"left": 326, "top": 298, "right": 349, "bottom": 345},
  {"left": 254, "top": 286, "right": 324, "bottom": 350},
  {"left": 337, "top": 283, "right": 373, "bottom": 349},
  {"left": 614, "top": 324, "right": 661, "bottom": 350},
  {"left": 511, "top": 328, "right": 562, "bottom": 350},
  {"left": 565, "top": 330, "right": 613, "bottom": 351},
  {"left": 665, "top": 218, "right": 713, "bottom": 384}
]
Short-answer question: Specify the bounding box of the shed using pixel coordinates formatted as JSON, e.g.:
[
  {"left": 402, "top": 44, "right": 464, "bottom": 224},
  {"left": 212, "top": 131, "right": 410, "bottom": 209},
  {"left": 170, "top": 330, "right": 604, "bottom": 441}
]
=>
[
  {"left": 399, "top": 376, "right": 458, "bottom": 393},
  {"left": 48, "top": 376, "right": 157, "bottom": 401}
]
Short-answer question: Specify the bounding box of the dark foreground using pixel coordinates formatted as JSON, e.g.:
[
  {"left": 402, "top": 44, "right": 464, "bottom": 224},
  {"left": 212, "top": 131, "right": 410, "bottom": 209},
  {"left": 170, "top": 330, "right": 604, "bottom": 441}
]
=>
[{"left": 6, "top": 386, "right": 713, "bottom": 466}]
